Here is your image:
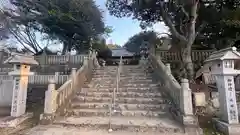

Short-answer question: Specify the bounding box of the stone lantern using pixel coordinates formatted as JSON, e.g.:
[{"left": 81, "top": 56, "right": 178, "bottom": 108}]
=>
[
  {"left": 4, "top": 53, "right": 38, "bottom": 117},
  {"left": 205, "top": 47, "right": 240, "bottom": 135}
]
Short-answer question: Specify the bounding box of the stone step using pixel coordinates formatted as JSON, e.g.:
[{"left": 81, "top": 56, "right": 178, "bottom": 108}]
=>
[
  {"left": 71, "top": 102, "right": 169, "bottom": 111},
  {"left": 92, "top": 74, "right": 150, "bottom": 78},
  {"left": 81, "top": 87, "right": 161, "bottom": 93},
  {"left": 76, "top": 91, "right": 162, "bottom": 98},
  {"left": 53, "top": 116, "right": 184, "bottom": 133},
  {"left": 88, "top": 83, "right": 159, "bottom": 89},
  {"left": 90, "top": 78, "right": 154, "bottom": 83},
  {"left": 0, "top": 106, "right": 11, "bottom": 116},
  {"left": 91, "top": 76, "right": 153, "bottom": 81},
  {"left": 94, "top": 68, "right": 145, "bottom": 72},
  {"left": 93, "top": 70, "right": 147, "bottom": 75},
  {"left": 94, "top": 66, "right": 144, "bottom": 71},
  {"left": 66, "top": 108, "right": 167, "bottom": 117},
  {"left": 23, "top": 125, "right": 185, "bottom": 135},
  {"left": 72, "top": 96, "right": 166, "bottom": 105}
]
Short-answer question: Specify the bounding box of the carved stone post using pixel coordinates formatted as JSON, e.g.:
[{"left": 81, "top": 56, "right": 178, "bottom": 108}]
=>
[
  {"left": 44, "top": 79, "right": 57, "bottom": 114},
  {"left": 54, "top": 72, "right": 59, "bottom": 83},
  {"left": 71, "top": 68, "right": 77, "bottom": 85},
  {"left": 205, "top": 47, "right": 240, "bottom": 135},
  {"left": 180, "top": 79, "right": 193, "bottom": 116},
  {"left": 166, "top": 63, "right": 171, "bottom": 73},
  {"left": 4, "top": 53, "right": 38, "bottom": 117}
]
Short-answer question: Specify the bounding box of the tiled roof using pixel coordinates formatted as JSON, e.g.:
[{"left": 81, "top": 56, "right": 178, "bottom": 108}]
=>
[
  {"left": 4, "top": 52, "right": 38, "bottom": 65},
  {"left": 111, "top": 48, "right": 134, "bottom": 57}
]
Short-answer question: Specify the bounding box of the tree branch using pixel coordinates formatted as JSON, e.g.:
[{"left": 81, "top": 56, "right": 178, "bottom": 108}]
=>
[
  {"left": 187, "top": 0, "right": 199, "bottom": 45},
  {"left": 179, "top": 6, "right": 189, "bottom": 19},
  {"left": 195, "top": 22, "right": 207, "bottom": 39},
  {"left": 25, "top": 26, "right": 43, "bottom": 51},
  {"left": 171, "top": 0, "right": 189, "bottom": 20},
  {"left": 159, "top": 1, "right": 187, "bottom": 43}
]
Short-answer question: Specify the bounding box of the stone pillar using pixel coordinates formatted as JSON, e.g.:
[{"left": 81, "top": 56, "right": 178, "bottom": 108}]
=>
[
  {"left": 83, "top": 56, "right": 88, "bottom": 66},
  {"left": 203, "top": 47, "right": 240, "bottom": 135},
  {"left": 44, "top": 79, "right": 57, "bottom": 114},
  {"left": 10, "top": 65, "right": 31, "bottom": 117},
  {"left": 71, "top": 68, "right": 77, "bottom": 84},
  {"left": 102, "top": 61, "right": 106, "bottom": 67},
  {"left": 216, "top": 75, "right": 239, "bottom": 124},
  {"left": 166, "top": 63, "right": 171, "bottom": 73},
  {"left": 71, "top": 68, "right": 77, "bottom": 76},
  {"left": 4, "top": 54, "right": 38, "bottom": 117},
  {"left": 93, "top": 51, "right": 100, "bottom": 68},
  {"left": 180, "top": 79, "right": 194, "bottom": 116},
  {"left": 54, "top": 72, "right": 59, "bottom": 83}
]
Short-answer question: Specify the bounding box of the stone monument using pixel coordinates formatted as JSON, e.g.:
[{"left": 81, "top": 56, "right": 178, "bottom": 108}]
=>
[
  {"left": 4, "top": 52, "right": 38, "bottom": 117},
  {"left": 205, "top": 47, "right": 240, "bottom": 135}
]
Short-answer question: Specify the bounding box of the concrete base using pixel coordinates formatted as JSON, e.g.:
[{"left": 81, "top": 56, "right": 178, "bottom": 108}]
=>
[
  {"left": 169, "top": 106, "right": 203, "bottom": 135},
  {"left": 0, "top": 113, "right": 33, "bottom": 127},
  {"left": 213, "top": 118, "right": 240, "bottom": 135},
  {"left": 182, "top": 115, "right": 203, "bottom": 135}
]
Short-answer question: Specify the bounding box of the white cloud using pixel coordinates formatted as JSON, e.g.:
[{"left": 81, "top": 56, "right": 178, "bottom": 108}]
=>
[
  {"left": 152, "top": 22, "right": 169, "bottom": 33},
  {"left": 144, "top": 22, "right": 169, "bottom": 34}
]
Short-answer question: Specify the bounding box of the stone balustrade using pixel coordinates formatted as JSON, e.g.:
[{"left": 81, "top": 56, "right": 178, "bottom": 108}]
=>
[
  {"left": 40, "top": 51, "right": 98, "bottom": 124},
  {"left": 148, "top": 53, "right": 201, "bottom": 134},
  {"left": 149, "top": 54, "right": 181, "bottom": 107}
]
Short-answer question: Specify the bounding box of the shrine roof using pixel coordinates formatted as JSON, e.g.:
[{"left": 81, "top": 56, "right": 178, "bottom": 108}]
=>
[
  {"left": 111, "top": 48, "right": 134, "bottom": 57},
  {"left": 205, "top": 47, "right": 240, "bottom": 62},
  {"left": 4, "top": 52, "right": 39, "bottom": 65}
]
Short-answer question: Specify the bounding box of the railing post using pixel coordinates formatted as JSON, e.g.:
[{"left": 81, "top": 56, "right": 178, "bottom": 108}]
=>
[
  {"left": 166, "top": 63, "right": 171, "bottom": 73},
  {"left": 71, "top": 68, "right": 77, "bottom": 77},
  {"left": 93, "top": 51, "right": 100, "bottom": 68},
  {"left": 44, "top": 79, "right": 57, "bottom": 114},
  {"left": 71, "top": 68, "right": 77, "bottom": 85},
  {"left": 55, "top": 72, "right": 59, "bottom": 84},
  {"left": 180, "top": 79, "right": 193, "bottom": 116},
  {"left": 83, "top": 56, "right": 88, "bottom": 66},
  {"left": 180, "top": 79, "right": 202, "bottom": 134}
]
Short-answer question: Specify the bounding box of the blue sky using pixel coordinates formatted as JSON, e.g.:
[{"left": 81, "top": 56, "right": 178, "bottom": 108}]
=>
[
  {"left": 0, "top": 0, "right": 169, "bottom": 50},
  {"left": 95, "top": 0, "right": 169, "bottom": 46}
]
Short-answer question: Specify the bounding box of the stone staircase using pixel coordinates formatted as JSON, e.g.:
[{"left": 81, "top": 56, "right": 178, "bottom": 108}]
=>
[{"left": 48, "top": 65, "right": 185, "bottom": 134}]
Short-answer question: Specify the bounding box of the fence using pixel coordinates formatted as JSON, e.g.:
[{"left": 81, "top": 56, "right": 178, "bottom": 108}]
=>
[
  {"left": 156, "top": 50, "right": 214, "bottom": 62},
  {"left": 0, "top": 76, "right": 14, "bottom": 106},
  {"left": 0, "top": 75, "right": 69, "bottom": 85},
  {"left": 28, "top": 75, "right": 69, "bottom": 85},
  {"left": 156, "top": 50, "right": 214, "bottom": 72},
  {"left": 34, "top": 55, "right": 85, "bottom": 65}
]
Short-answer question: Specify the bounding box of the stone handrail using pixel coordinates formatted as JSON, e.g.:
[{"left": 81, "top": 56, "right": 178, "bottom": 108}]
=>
[
  {"left": 149, "top": 54, "right": 181, "bottom": 107},
  {"left": 40, "top": 51, "right": 98, "bottom": 124},
  {"left": 148, "top": 53, "right": 202, "bottom": 134},
  {"left": 55, "top": 80, "right": 73, "bottom": 109}
]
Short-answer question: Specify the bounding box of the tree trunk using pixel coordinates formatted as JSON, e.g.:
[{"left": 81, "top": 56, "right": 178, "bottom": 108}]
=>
[
  {"left": 62, "top": 42, "right": 68, "bottom": 55},
  {"left": 181, "top": 44, "right": 194, "bottom": 81}
]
